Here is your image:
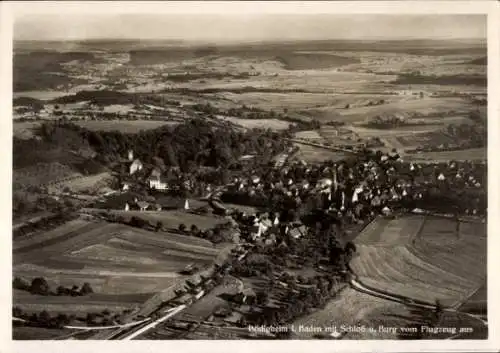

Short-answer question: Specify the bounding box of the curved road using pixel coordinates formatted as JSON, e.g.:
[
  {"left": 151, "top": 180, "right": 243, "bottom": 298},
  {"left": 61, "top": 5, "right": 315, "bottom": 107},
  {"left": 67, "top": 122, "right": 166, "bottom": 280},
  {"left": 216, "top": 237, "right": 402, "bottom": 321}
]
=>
[{"left": 349, "top": 277, "right": 487, "bottom": 328}]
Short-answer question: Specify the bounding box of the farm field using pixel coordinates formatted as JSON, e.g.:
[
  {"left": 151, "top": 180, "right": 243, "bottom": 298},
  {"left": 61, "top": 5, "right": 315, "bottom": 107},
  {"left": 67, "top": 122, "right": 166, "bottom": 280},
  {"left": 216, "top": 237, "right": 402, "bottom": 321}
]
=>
[
  {"left": 341, "top": 96, "right": 472, "bottom": 119},
  {"left": 13, "top": 121, "right": 43, "bottom": 139},
  {"left": 73, "top": 120, "right": 177, "bottom": 132},
  {"left": 12, "top": 326, "right": 76, "bottom": 340},
  {"left": 212, "top": 92, "right": 393, "bottom": 112},
  {"left": 182, "top": 70, "right": 396, "bottom": 93},
  {"left": 13, "top": 289, "right": 150, "bottom": 315},
  {"left": 47, "top": 172, "right": 112, "bottom": 194},
  {"left": 13, "top": 218, "right": 227, "bottom": 318},
  {"left": 215, "top": 115, "right": 291, "bottom": 131},
  {"left": 292, "top": 143, "right": 352, "bottom": 163},
  {"left": 403, "top": 148, "right": 487, "bottom": 162},
  {"left": 351, "top": 215, "right": 486, "bottom": 306},
  {"left": 457, "top": 282, "right": 487, "bottom": 316},
  {"left": 294, "top": 130, "right": 324, "bottom": 141}
]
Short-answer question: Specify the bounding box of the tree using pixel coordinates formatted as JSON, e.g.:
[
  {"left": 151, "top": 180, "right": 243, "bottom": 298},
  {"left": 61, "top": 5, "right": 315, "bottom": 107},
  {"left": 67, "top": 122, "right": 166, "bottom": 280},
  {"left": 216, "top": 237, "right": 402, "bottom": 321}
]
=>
[
  {"left": 80, "top": 282, "right": 94, "bottom": 296},
  {"left": 55, "top": 313, "right": 70, "bottom": 328},
  {"left": 71, "top": 285, "right": 80, "bottom": 296},
  {"left": 39, "top": 310, "right": 51, "bottom": 326},
  {"left": 155, "top": 221, "right": 163, "bottom": 232},
  {"left": 13, "top": 277, "right": 30, "bottom": 291},
  {"left": 30, "top": 277, "right": 50, "bottom": 295},
  {"left": 57, "top": 285, "right": 68, "bottom": 296},
  {"left": 178, "top": 223, "right": 187, "bottom": 233},
  {"left": 86, "top": 313, "right": 97, "bottom": 326},
  {"left": 256, "top": 291, "right": 269, "bottom": 306},
  {"left": 13, "top": 306, "right": 23, "bottom": 318},
  {"left": 190, "top": 224, "right": 199, "bottom": 235}
]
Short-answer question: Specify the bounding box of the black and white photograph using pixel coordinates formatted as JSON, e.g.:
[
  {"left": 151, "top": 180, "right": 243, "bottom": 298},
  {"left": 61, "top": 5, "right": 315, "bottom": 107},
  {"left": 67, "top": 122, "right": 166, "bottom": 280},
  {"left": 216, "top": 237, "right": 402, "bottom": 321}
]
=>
[{"left": 3, "top": 1, "right": 497, "bottom": 348}]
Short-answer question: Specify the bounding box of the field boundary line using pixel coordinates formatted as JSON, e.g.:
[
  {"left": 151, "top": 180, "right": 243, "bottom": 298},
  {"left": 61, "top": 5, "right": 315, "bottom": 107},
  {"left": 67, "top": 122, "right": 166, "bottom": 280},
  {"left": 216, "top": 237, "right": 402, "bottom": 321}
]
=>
[{"left": 410, "top": 214, "right": 427, "bottom": 246}]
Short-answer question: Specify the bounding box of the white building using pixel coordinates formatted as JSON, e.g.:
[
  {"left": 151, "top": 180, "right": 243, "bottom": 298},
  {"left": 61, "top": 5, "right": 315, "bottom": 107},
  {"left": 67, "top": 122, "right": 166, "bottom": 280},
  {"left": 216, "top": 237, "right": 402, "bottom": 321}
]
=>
[
  {"left": 129, "top": 159, "right": 143, "bottom": 175},
  {"left": 149, "top": 177, "right": 168, "bottom": 190}
]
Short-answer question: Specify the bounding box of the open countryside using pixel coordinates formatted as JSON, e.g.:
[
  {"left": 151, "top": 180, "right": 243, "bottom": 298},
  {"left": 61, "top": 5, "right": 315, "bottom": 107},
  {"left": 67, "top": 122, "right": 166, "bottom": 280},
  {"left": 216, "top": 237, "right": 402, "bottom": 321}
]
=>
[{"left": 12, "top": 12, "right": 487, "bottom": 340}]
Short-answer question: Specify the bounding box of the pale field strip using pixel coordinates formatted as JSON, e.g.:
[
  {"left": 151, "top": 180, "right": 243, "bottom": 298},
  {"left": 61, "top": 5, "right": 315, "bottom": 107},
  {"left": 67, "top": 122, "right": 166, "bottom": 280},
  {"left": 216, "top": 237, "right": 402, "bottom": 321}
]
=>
[
  {"left": 13, "top": 263, "right": 180, "bottom": 278},
  {"left": 12, "top": 220, "right": 105, "bottom": 251},
  {"left": 74, "top": 120, "right": 178, "bottom": 132}
]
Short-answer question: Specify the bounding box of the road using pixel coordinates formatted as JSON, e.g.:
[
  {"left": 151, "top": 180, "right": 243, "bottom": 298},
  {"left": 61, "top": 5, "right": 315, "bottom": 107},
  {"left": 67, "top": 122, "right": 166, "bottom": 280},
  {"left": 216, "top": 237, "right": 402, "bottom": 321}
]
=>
[{"left": 119, "top": 305, "right": 187, "bottom": 340}]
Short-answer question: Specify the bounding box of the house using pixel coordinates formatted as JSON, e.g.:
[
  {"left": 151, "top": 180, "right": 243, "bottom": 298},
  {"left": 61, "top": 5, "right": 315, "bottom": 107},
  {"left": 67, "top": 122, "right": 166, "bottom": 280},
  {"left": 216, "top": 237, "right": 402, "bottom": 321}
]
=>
[
  {"left": 129, "top": 159, "right": 143, "bottom": 175},
  {"left": 122, "top": 183, "right": 130, "bottom": 191},
  {"left": 316, "top": 178, "right": 333, "bottom": 191},
  {"left": 124, "top": 202, "right": 130, "bottom": 211},
  {"left": 184, "top": 199, "right": 190, "bottom": 210},
  {"left": 382, "top": 206, "right": 392, "bottom": 216},
  {"left": 286, "top": 223, "right": 307, "bottom": 239},
  {"left": 128, "top": 150, "right": 134, "bottom": 161},
  {"left": 148, "top": 176, "right": 169, "bottom": 191}
]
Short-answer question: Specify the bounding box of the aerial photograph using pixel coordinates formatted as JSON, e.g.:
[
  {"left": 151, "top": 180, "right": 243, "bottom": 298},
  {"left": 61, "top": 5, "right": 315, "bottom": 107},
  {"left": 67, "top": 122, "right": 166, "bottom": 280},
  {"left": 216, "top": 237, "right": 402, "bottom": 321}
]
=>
[{"left": 11, "top": 11, "right": 487, "bottom": 340}]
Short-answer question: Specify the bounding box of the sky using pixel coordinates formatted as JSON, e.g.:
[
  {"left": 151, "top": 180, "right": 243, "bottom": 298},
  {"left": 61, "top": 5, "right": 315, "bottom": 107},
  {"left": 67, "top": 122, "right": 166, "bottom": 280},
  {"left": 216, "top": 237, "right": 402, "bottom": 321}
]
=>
[{"left": 14, "top": 14, "right": 486, "bottom": 42}]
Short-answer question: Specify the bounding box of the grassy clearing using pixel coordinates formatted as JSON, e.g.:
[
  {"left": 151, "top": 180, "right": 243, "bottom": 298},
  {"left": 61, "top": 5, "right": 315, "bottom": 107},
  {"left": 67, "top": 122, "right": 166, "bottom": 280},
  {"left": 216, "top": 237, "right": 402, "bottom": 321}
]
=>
[
  {"left": 47, "top": 172, "right": 112, "bottom": 194},
  {"left": 293, "top": 143, "right": 351, "bottom": 163},
  {"left": 73, "top": 120, "right": 176, "bottom": 132},
  {"left": 351, "top": 216, "right": 486, "bottom": 305}
]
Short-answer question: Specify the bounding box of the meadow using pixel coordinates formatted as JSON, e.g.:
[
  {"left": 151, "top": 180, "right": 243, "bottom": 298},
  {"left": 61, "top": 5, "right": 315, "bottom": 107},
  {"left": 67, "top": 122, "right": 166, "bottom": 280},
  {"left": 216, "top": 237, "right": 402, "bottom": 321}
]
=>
[
  {"left": 74, "top": 120, "right": 177, "bottom": 132},
  {"left": 215, "top": 115, "right": 291, "bottom": 131},
  {"left": 292, "top": 143, "right": 352, "bottom": 163}
]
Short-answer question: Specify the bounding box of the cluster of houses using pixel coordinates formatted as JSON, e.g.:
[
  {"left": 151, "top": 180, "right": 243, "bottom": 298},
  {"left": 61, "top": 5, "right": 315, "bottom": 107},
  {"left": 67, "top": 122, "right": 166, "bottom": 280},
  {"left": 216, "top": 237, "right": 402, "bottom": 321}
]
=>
[{"left": 221, "top": 150, "right": 485, "bottom": 222}]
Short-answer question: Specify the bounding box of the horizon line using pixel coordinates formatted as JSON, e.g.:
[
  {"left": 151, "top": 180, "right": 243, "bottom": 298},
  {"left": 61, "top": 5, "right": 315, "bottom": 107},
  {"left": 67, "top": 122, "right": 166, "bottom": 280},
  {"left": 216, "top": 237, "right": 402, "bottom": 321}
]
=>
[{"left": 14, "top": 37, "right": 486, "bottom": 43}]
